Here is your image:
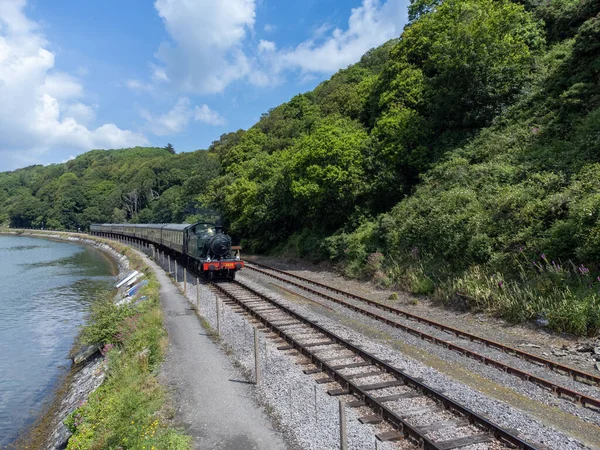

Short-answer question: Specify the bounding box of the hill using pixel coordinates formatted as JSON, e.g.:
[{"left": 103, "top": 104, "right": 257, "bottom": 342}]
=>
[
  {"left": 0, "top": 146, "right": 219, "bottom": 230},
  {"left": 2, "top": 0, "right": 599, "bottom": 334}
]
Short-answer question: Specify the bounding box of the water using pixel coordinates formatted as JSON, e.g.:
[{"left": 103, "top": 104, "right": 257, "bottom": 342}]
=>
[{"left": 0, "top": 235, "right": 115, "bottom": 446}]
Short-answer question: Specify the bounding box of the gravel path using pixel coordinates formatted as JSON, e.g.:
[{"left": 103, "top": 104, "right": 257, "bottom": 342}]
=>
[{"left": 142, "top": 252, "right": 290, "bottom": 450}]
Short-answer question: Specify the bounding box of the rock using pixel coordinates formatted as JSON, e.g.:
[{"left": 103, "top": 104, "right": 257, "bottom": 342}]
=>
[
  {"left": 519, "top": 343, "right": 541, "bottom": 349},
  {"left": 576, "top": 344, "right": 594, "bottom": 353},
  {"left": 72, "top": 344, "right": 101, "bottom": 365},
  {"left": 596, "top": 362, "right": 600, "bottom": 373},
  {"left": 594, "top": 346, "right": 600, "bottom": 356},
  {"left": 551, "top": 349, "right": 567, "bottom": 357}
]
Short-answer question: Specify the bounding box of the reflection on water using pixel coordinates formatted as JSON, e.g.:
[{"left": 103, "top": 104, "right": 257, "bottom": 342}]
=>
[{"left": 0, "top": 235, "right": 114, "bottom": 446}]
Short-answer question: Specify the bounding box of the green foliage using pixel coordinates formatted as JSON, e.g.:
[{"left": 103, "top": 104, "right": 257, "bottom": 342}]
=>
[
  {"left": 328, "top": 4, "right": 600, "bottom": 334},
  {"left": 0, "top": 147, "right": 220, "bottom": 231},
  {"left": 80, "top": 297, "right": 135, "bottom": 345},
  {"left": 66, "top": 257, "right": 190, "bottom": 450},
  {"left": 3, "top": 0, "right": 599, "bottom": 335},
  {"left": 408, "top": 0, "right": 441, "bottom": 22}
]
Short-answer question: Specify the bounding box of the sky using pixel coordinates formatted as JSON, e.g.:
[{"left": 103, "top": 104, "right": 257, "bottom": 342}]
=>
[{"left": 0, "top": 0, "right": 410, "bottom": 172}]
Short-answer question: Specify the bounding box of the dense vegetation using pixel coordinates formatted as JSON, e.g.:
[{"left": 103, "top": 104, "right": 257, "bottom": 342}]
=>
[
  {"left": 2, "top": 0, "right": 600, "bottom": 334},
  {"left": 0, "top": 146, "right": 219, "bottom": 230}
]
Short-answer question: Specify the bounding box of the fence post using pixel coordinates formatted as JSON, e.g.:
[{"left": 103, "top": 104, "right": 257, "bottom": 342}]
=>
[
  {"left": 183, "top": 268, "right": 187, "bottom": 293},
  {"left": 339, "top": 399, "right": 348, "bottom": 450},
  {"left": 254, "top": 327, "right": 261, "bottom": 385},
  {"left": 216, "top": 297, "right": 221, "bottom": 336},
  {"left": 196, "top": 277, "right": 200, "bottom": 310}
]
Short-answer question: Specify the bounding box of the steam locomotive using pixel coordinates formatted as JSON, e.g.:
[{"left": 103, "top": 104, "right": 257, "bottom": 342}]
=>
[{"left": 90, "top": 222, "right": 244, "bottom": 280}]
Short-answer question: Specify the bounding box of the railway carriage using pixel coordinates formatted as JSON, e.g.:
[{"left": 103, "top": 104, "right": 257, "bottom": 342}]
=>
[
  {"left": 161, "top": 223, "right": 187, "bottom": 254},
  {"left": 91, "top": 221, "right": 243, "bottom": 280},
  {"left": 90, "top": 224, "right": 102, "bottom": 234}
]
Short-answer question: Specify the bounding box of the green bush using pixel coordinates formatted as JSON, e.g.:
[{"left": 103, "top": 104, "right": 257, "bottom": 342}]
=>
[
  {"left": 80, "top": 297, "right": 135, "bottom": 346},
  {"left": 66, "top": 248, "right": 189, "bottom": 450}
]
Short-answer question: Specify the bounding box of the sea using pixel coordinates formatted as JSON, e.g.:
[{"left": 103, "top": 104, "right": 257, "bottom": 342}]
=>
[{"left": 0, "top": 235, "right": 115, "bottom": 446}]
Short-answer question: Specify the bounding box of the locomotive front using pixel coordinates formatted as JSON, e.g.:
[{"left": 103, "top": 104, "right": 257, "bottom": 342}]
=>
[{"left": 195, "top": 224, "right": 243, "bottom": 280}]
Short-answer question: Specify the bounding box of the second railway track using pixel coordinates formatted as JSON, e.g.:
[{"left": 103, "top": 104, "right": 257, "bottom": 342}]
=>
[
  {"left": 245, "top": 262, "right": 600, "bottom": 413},
  {"left": 210, "top": 279, "right": 539, "bottom": 450}
]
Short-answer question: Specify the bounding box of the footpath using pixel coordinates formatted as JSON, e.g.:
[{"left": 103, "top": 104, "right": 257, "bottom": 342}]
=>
[{"left": 141, "top": 252, "right": 288, "bottom": 449}]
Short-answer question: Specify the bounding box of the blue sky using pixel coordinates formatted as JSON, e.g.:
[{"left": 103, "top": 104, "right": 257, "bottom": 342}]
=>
[{"left": 0, "top": 0, "right": 409, "bottom": 171}]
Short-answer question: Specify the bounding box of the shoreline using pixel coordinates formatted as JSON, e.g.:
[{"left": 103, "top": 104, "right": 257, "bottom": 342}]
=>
[{"left": 1, "top": 230, "right": 130, "bottom": 450}]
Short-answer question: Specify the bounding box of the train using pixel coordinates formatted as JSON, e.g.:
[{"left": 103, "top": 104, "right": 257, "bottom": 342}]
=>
[{"left": 90, "top": 222, "right": 244, "bottom": 280}]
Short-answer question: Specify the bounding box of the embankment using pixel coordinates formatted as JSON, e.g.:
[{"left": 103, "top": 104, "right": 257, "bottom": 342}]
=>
[{"left": 1, "top": 229, "right": 189, "bottom": 450}]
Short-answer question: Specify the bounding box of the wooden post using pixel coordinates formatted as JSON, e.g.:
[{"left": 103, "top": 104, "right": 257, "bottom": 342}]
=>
[
  {"left": 339, "top": 399, "right": 348, "bottom": 450},
  {"left": 254, "top": 327, "right": 261, "bottom": 385},
  {"left": 216, "top": 297, "right": 221, "bottom": 336},
  {"left": 183, "top": 268, "right": 187, "bottom": 293},
  {"left": 196, "top": 277, "right": 200, "bottom": 310},
  {"left": 315, "top": 385, "right": 318, "bottom": 424}
]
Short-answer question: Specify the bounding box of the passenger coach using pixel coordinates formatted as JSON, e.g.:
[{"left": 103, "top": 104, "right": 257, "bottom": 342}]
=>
[{"left": 91, "top": 222, "right": 244, "bottom": 280}]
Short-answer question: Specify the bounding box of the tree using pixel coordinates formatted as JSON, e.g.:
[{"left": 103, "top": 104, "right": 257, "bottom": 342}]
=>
[
  {"left": 401, "top": 0, "right": 544, "bottom": 133},
  {"left": 288, "top": 116, "right": 369, "bottom": 230},
  {"left": 408, "top": 0, "right": 441, "bottom": 22},
  {"left": 165, "top": 143, "right": 175, "bottom": 154}
]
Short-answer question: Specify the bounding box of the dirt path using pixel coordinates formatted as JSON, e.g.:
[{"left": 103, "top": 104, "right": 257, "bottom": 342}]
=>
[{"left": 142, "top": 253, "right": 289, "bottom": 450}]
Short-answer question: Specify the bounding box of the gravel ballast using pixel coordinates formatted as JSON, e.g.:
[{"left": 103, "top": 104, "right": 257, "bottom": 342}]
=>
[
  {"left": 162, "top": 253, "right": 596, "bottom": 450},
  {"left": 243, "top": 268, "right": 600, "bottom": 429}
]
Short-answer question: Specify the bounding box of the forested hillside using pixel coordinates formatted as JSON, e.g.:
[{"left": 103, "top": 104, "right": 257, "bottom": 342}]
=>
[
  {"left": 0, "top": 147, "right": 219, "bottom": 230},
  {"left": 2, "top": 0, "right": 599, "bottom": 334}
]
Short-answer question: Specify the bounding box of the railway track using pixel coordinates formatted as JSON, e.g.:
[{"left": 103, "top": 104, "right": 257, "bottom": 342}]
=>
[
  {"left": 210, "top": 278, "right": 538, "bottom": 450},
  {"left": 245, "top": 262, "right": 600, "bottom": 412}
]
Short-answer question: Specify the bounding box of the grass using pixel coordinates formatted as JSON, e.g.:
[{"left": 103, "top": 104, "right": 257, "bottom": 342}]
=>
[
  {"left": 64, "top": 243, "right": 191, "bottom": 450},
  {"left": 378, "top": 249, "right": 600, "bottom": 336}
]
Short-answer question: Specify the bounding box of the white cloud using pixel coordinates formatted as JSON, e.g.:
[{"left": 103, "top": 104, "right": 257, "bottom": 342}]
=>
[
  {"left": 142, "top": 97, "right": 224, "bottom": 135},
  {"left": 0, "top": 0, "right": 148, "bottom": 171},
  {"left": 136, "top": 0, "right": 407, "bottom": 96},
  {"left": 194, "top": 104, "right": 225, "bottom": 126},
  {"left": 277, "top": 0, "right": 408, "bottom": 74},
  {"left": 150, "top": 63, "right": 169, "bottom": 83},
  {"left": 43, "top": 72, "right": 83, "bottom": 100},
  {"left": 63, "top": 102, "right": 96, "bottom": 125},
  {"left": 153, "top": 0, "right": 257, "bottom": 94},
  {"left": 258, "top": 39, "right": 276, "bottom": 53},
  {"left": 127, "top": 79, "right": 154, "bottom": 92},
  {"left": 141, "top": 97, "right": 192, "bottom": 136}
]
